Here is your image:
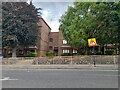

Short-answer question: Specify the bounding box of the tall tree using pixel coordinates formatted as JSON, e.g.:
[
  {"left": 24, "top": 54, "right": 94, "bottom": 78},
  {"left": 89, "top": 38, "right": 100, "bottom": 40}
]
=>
[
  {"left": 93, "top": 2, "right": 120, "bottom": 54},
  {"left": 60, "top": 2, "right": 120, "bottom": 54},
  {"left": 60, "top": 2, "right": 96, "bottom": 54},
  {"left": 2, "top": 2, "right": 41, "bottom": 58}
]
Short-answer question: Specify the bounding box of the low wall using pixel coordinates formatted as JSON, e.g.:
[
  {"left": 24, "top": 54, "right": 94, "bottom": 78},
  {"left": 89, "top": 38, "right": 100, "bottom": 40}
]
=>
[{"left": 32, "top": 55, "right": 119, "bottom": 65}]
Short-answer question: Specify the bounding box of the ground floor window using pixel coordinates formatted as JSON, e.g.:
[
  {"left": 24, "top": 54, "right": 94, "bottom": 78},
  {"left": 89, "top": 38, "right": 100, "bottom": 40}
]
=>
[
  {"left": 49, "top": 46, "right": 53, "bottom": 50},
  {"left": 63, "top": 49, "right": 70, "bottom": 53},
  {"left": 73, "top": 50, "right": 77, "bottom": 53}
]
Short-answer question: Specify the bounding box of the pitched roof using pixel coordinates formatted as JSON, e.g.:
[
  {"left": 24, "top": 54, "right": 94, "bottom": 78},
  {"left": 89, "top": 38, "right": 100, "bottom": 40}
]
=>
[{"left": 39, "top": 17, "right": 51, "bottom": 30}]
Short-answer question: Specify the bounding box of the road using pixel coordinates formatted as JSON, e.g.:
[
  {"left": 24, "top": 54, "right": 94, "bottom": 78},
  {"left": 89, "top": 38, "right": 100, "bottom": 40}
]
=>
[{"left": 2, "top": 69, "right": 118, "bottom": 88}]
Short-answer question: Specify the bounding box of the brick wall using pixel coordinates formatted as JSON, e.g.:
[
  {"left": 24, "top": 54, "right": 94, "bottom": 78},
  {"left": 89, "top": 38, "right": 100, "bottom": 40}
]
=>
[
  {"left": 58, "top": 30, "right": 72, "bottom": 55},
  {"left": 37, "top": 17, "right": 51, "bottom": 56},
  {"left": 48, "top": 32, "right": 59, "bottom": 56}
]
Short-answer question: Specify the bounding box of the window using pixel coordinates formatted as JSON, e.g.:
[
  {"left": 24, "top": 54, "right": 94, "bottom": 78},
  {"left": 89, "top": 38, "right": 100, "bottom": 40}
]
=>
[
  {"left": 63, "top": 50, "right": 70, "bottom": 53},
  {"left": 49, "top": 46, "right": 53, "bottom": 50},
  {"left": 73, "top": 50, "right": 77, "bottom": 53},
  {"left": 49, "top": 38, "right": 53, "bottom": 42},
  {"left": 54, "top": 47, "right": 58, "bottom": 50},
  {"left": 63, "top": 40, "right": 67, "bottom": 44},
  {"left": 18, "top": 50, "right": 24, "bottom": 55},
  {"left": 8, "top": 50, "right": 12, "bottom": 54}
]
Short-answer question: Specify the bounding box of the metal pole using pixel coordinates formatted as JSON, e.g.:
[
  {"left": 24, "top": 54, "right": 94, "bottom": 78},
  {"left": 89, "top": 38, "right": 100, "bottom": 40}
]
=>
[
  {"left": 92, "top": 30, "right": 96, "bottom": 67},
  {"left": 93, "top": 46, "right": 96, "bottom": 67}
]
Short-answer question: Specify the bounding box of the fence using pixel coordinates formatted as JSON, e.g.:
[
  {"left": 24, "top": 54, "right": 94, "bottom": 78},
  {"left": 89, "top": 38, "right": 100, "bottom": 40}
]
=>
[{"left": 32, "top": 55, "right": 119, "bottom": 65}]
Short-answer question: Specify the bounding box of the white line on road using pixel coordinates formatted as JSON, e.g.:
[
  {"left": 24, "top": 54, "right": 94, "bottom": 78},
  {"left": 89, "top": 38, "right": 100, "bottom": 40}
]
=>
[{"left": 0, "top": 77, "right": 18, "bottom": 81}]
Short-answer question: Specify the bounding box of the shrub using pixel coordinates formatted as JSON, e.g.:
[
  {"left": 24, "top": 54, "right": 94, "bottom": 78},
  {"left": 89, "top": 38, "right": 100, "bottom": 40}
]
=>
[
  {"left": 26, "top": 52, "right": 37, "bottom": 57},
  {"left": 105, "top": 50, "right": 114, "bottom": 55},
  {"left": 87, "top": 51, "right": 94, "bottom": 55},
  {"left": 95, "top": 51, "right": 102, "bottom": 55},
  {"left": 61, "top": 53, "right": 72, "bottom": 56},
  {"left": 30, "top": 52, "right": 37, "bottom": 57},
  {"left": 46, "top": 52, "right": 54, "bottom": 58}
]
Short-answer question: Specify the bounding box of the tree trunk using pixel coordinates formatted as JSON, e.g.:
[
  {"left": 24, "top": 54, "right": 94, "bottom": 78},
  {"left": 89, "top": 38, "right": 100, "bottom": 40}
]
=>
[{"left": 12, "top": 48, "right": 17, "bottom": 60}]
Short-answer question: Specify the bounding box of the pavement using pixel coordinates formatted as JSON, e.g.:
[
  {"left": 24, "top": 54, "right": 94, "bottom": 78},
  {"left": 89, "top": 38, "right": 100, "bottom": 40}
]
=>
[
  {"left": 1, "top": 64, "right": 118, "bottom": 70},
  {"left": 0, "top": 59, "right": 118, "bottom": 70}
]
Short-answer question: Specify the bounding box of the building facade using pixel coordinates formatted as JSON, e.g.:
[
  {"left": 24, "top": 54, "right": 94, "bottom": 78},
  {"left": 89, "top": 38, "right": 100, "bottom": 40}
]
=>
[
  {"left": 49, "top": 32, "right": 59, "bottom": 56},
  {"left": 48, "top": 30, "right": 78, "bottom": 56},
  {"left": 2, "top": 17, "right": 119, "bottom": 57},
  {"left": 37, "top": 17, "right": 51, "bottom": 56}
]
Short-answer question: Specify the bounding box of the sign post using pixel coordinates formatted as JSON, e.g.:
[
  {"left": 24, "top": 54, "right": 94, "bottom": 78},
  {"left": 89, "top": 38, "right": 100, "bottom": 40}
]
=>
[{"left": 88, "top": 38, "right": 97, "bottom": 67}]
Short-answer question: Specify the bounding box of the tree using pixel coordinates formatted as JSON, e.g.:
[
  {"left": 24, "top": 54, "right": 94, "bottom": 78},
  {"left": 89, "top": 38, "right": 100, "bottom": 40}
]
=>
[
  {"left": 93, "top": 2, "right": 119, "bottom": 44},
  {"left": 2, "top": 2, "right": 41, "bottom": 58},
  {"left": 59, "top": 2, "right": 120, "bottom": 54},
  {"left": 59, "top": 2, "right": 96, "bottom": 54},
  {"left": 93, "top": 2, "right": 120, "bottom": 54}
]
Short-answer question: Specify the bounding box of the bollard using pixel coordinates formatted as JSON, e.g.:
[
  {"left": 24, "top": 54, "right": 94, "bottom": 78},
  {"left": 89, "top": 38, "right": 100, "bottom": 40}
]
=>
[
  {"left": 113, "top": 56, "right": 116, "bottom": 64},
  {"left": 93, "top": 55, "right": 96, "bottom": 67}
]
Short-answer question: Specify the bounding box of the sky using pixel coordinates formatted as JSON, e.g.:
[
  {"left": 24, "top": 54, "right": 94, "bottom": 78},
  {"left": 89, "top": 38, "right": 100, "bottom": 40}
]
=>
[{"left": 32, "top": 2, "right": 73, "bottom": 32}]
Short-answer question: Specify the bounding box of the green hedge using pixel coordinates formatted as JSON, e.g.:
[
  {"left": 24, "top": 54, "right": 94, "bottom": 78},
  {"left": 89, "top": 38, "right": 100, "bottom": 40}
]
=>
[
  {"left": 26, "top": 52, "right": 37, "bottom": 57},
  {"left": 105, "top": 50, "right": 114, "bottom": 55},
  {"left": 95, "top": 51, "right": 102, "bottom": 55},
  {"left": 46, "top": 52, "right": 54, "bottom": 58},
  {"left": 61, "top": 53, "right": 72, "bottom": 56}
]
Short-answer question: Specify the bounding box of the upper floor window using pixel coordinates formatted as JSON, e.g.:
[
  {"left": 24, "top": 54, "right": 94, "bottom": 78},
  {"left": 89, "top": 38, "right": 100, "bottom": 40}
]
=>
[
  {"left": 49, "top": 38, "right": 53, "bottom": 42},
  {"left": 63, "top": 40, "right": 67, "bottom": 44}
]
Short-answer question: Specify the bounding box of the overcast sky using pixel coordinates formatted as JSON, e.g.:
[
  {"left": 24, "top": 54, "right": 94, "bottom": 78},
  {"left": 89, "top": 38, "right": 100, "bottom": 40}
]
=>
[{"left": 32, "top": 2, "right": 73, "bottom": 32}]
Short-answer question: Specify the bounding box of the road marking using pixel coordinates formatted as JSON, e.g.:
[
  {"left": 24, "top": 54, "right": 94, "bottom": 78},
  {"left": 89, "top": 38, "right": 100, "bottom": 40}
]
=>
[{"left": 0, "top": 77, "right": 18, "bottom": 81}]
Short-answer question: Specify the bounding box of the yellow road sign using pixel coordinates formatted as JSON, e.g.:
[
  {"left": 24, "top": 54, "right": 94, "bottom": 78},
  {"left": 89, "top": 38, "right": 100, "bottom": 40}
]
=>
[{"left": 88, "top": 38, "right": 97, "bottom": 47}]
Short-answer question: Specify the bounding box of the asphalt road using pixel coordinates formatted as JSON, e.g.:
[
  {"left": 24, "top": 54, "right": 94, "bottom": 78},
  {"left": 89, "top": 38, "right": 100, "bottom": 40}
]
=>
[{"left": 2, "top": 69, "right": 118, "bottom": 88}]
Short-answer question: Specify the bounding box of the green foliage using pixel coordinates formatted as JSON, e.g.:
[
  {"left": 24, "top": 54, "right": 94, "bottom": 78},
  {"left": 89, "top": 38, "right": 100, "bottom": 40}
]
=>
[
  {"left": 59, "top": 2, "right": 95, "bottom": 49},
  {"left": 87, "top": 51, "right": 94, "bottom": 55},
  {"left": 30, "top": 52, "right": 38, "bottom": 57},
  {"left": 59, "top": 2, "right": 120, "bottom": 54},
  {"left": 95, "top": 51, "right": 102, "bottom": 55},
  {"left": 46, "top": 52, "right": 55, "bottom": 58},
  {"left": 105, "top": 50, "right": 114, "bottom": 55},
  {"left": 26, "top": 52, "right": 37, "bottom": 57},
  {"left": 2, "top": 2, "right": 40, "bottom": 48},
  {"left": 2, "top": 2, "right": 41, "bottom": 58},
  {"left": 94, "top": 2, "right": 120, "bottom": 46},
  {"left": 61, "top": 53, "right": 72, "bottom": 56}
]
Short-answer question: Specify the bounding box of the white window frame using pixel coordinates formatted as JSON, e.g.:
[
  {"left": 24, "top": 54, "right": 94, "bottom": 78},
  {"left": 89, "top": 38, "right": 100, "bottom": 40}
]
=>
[
  {"left": 63, "top": 49, "right": 70, "bottom": 53},
  {"left": 63, "top": 40, "right": 67, "bottom": 44},
  {"left": 73, "top": 50, "right": 77, "bottom": 53}
]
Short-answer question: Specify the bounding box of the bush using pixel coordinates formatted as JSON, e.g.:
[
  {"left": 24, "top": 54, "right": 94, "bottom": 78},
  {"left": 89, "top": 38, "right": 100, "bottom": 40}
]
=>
[
  {"left": 61, "top": 53, "right": 72, "bottom": 56},
  {"left": 31, "top": 52, "right": 37, "bottom": 57},
  {"left": 46, "top": 52, "right": 54, "bottom": 58},
  {"left": 105, "top": 50, "right": 114, "bottom": 55},
  {"left": 26, "top": 52, "right": 37, "bottom": 57},
  {"left": 87, "top": 51, "right": 94, "bottom": 55},
  {"left": 95, "top": 51, "right": 102, "bottom": 55}
]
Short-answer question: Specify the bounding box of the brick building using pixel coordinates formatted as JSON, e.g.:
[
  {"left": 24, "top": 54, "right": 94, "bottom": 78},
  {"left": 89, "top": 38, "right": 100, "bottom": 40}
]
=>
[
  {"left": 37, "top": 17, "right": 51, "bottom": 56},
  {"left": 48, "top": 30, "right": 77, "bottom": 56},
  {"left": 49, "top": 32, "right": 59, "bottom": 56}
]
